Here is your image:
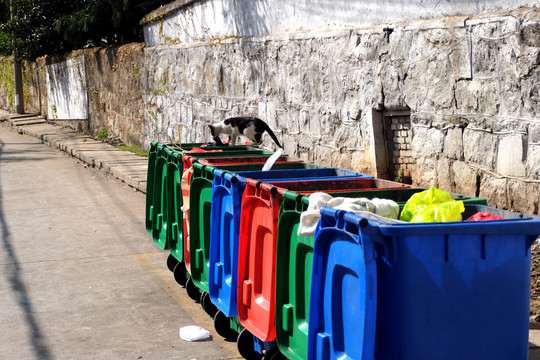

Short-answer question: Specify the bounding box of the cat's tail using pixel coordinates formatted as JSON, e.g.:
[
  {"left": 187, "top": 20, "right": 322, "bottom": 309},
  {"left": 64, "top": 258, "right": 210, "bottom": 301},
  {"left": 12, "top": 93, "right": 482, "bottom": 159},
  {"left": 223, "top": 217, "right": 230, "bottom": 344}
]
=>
[{"left": 263, "top": 123, "right": 283, "bottom": 148}]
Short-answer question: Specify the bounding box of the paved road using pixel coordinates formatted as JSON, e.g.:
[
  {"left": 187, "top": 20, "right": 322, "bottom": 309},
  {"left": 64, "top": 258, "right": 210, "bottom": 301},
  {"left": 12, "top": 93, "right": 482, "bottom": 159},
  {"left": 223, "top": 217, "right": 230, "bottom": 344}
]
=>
[{"left": 0, "top": 125, "right": 240, "bottom": 359}]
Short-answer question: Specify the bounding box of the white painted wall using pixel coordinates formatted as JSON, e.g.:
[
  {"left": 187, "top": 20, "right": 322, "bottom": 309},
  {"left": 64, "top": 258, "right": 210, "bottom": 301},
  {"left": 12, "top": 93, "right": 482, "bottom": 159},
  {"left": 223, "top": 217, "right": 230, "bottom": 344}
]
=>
[
  {"left": 46, "top": 56, "right": 88, "bottom": 120},
  {"left": 144, "top": 0, "right": 540, "bottom": 46}
]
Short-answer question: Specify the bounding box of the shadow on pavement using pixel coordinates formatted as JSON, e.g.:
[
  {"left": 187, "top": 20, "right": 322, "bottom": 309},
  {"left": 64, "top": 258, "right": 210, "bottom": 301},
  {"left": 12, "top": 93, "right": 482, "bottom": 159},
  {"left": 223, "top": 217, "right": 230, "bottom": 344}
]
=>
[{"left": 0, "top": 138, "right": 53, "bottom": 359}]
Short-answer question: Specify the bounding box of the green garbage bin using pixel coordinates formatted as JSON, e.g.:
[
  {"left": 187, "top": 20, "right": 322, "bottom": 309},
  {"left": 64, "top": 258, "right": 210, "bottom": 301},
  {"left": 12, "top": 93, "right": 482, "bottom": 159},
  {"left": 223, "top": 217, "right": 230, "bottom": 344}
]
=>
[{"left": 148, "top": 144, "right": 276, "bottom": 251}]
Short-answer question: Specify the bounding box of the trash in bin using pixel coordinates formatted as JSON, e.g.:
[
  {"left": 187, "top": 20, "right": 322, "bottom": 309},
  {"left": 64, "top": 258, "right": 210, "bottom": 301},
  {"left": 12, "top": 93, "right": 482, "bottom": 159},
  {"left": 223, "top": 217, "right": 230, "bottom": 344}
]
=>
[
  {"left": 297, "top": 192, "right": 401, "bottom": 236},
  {"left": 400, "top": 186, "right": 465, "bottom": 222},
  {"left": 466, "top": 212, "right": 504, "bottom": 221}
]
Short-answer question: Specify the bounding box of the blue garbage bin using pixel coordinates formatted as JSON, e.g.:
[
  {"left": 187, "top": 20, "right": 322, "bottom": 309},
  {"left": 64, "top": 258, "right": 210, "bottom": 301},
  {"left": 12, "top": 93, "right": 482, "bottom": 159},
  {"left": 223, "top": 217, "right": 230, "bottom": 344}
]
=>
[{"left": 309, "top": 205, "right": 540, "bottom": 360}]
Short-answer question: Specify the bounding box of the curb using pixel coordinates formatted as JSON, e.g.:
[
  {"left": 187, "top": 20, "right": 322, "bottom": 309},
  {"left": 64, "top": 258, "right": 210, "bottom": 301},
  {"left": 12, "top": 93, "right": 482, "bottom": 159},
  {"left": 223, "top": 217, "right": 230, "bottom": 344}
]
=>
[{"left": 0, "top": 113, "right": 147, "bottom": 193}]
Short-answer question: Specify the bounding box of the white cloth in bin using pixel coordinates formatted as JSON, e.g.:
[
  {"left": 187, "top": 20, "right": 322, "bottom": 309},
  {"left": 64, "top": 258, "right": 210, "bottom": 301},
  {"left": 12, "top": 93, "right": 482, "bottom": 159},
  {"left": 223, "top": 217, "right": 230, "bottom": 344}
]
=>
[
  {"left": 370, "top": 198, "right": 401, "bottom": 220},
  {"left": 345, "top": 210, "right": 407, "bottom": 224},
  {"left": 297, "top": 192, "right": 402, "bottom": 236}
]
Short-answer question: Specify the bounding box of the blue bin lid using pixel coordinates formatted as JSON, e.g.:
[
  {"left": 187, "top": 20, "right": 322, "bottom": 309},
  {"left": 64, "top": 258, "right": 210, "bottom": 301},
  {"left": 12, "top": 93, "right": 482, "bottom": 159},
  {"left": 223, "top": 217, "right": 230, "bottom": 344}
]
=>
[
  {"left": 234, "top": 168, "right": 372, "bottom": 182},
  {"left": 308, "top": 208, "right": 378, "bottom": 360}
]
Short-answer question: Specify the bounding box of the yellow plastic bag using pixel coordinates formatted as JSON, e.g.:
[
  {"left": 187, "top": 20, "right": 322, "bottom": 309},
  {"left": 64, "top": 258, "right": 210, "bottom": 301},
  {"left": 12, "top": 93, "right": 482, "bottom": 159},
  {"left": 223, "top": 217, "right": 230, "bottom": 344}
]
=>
[{"left": 400, "top": 186, "right": 465, "bottom": 223}]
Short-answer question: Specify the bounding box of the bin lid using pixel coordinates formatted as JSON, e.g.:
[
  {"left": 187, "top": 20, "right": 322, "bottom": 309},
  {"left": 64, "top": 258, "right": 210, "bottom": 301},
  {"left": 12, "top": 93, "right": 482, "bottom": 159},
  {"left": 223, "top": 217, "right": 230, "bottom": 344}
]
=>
[{"left": 309, "top": 208, "right": 378, "bottom": 360}]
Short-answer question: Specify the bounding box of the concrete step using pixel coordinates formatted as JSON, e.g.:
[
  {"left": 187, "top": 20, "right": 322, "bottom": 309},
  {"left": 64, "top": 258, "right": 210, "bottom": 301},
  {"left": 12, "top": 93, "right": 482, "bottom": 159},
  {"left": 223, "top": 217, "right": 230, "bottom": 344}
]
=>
[
  {"left": 8, "top": 113, "right": 40, "bottom": 120},
  {"left": 3, "top": 111, "right": 148, "bottom": 193},
  {"left": 9, "top": 116, "right": 47, "bottom": 126}
]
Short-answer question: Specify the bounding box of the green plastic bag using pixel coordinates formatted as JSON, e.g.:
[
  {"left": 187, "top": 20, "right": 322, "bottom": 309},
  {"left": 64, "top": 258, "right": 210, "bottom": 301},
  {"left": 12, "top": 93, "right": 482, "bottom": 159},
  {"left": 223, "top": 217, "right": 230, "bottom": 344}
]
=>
[{"left": 399, "top": 186, "right": 465, "bottom": 223}]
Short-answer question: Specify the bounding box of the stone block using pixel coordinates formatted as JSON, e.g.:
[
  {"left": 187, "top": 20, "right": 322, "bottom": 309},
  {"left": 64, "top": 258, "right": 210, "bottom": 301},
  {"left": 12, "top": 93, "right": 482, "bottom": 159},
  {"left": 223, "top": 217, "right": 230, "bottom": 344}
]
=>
[
  {"left": 508, "top": 180, "right": 540, "bottom": 215},
  {"left": 411, "top": 157, "right": 438, "bottom": 187},
  {"left": 444, "top": 127, "right": 464, "bottom": 160},
  {"left": 351, "top": 150, "right": 370, "bottom": 174},
  {"left": 463, "top": 128, "right": 497, "bottom": 169},
  {"left": 527, "top": 142, "right": 540, "bottom": 179},
  {"left": 521, "top": 72, "right": 540, "bottom": 118},
  {"left": 436, "top": 157, "right": 453, "bottom": 193},
  {"left": 471, "top": 31, "right": 498, "bottom": 78},
  {"left": 479, "top": 174, "right": 508, "bottom": 209},
  {"left": 497, "top": 135, "right": 526, "bottom": 177},
  {"left": 411, "top": 126, "right": 444, "bottom": 158},
  {"left": 451, "top": 161, "right": 478, "bottom": 196},
  {"left": 521, "top": 22, "right": 540, "bottom": 47},
  {"left": 401, "top": 150, "right": 412, "bottom": 158},
  {"left": 454, "top": 80, "right": 479, "bottom": 112}
]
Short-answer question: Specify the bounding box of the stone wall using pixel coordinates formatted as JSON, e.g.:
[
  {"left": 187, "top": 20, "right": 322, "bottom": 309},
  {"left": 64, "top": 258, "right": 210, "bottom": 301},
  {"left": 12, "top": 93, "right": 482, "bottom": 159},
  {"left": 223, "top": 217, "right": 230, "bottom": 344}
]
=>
[
  {"left": 0, "top": 46, "right": 147, "bottom": 149},
  {"left": 143, "top": 0, "right": 540, "bottom": 46},
  {"left": 0, "top": 57, "right": 15, "bottom": 112},
  {"left": 0, "top": 57, "right": 46, "bottom": 114},
  {"left": 142, "top": 6, "right": 540, "bottom": 215},
  {"left": 76, "top": 45, "right": 146, "bottom": 147},
  {"left": 0, "top": 4, "right": 538, "bottom": 215},
  {"left": 25, "top": 58, "right": 48, "bottom": 115}
]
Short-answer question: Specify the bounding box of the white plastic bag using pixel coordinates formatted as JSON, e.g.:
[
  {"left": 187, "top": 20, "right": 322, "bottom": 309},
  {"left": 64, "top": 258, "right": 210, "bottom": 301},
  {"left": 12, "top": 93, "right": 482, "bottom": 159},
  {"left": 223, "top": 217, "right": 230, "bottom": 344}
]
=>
[
  {"left": 262, "top": 148, "right": 284, "bottom": 171},
  {"left": 179, "top": 325, "right": 210, "bottom": 342}
]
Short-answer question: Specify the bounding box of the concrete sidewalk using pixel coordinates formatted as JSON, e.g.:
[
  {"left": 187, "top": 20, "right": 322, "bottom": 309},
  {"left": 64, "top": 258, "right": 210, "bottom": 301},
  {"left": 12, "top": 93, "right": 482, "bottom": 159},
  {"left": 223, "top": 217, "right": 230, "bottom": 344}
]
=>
[
  {"left": 0, "top": 111, "right": 148, "bottom": 193},
  {"left": 0, "top": 122, "right": 240, "bottom": 359}
]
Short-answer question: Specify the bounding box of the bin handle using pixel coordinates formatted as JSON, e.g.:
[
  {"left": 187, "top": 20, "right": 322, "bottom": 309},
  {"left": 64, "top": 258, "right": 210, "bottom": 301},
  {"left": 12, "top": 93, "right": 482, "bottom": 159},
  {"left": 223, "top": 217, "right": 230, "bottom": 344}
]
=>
[
  {"left": 342, "top": 210, "right": 395, "bottom": 265},
  {"left": 295, "top": 193, "right": 304, "bottom": 212}
]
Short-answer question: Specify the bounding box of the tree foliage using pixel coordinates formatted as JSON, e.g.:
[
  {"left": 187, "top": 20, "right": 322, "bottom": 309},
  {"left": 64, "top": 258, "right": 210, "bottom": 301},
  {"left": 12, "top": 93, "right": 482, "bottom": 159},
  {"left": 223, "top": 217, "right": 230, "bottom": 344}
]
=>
[
  {"left": 0, "top": 1, "right": 12, "bottom": 56},
  {"left": 1, "top": 0, "right": 170, "bottom": 60}
]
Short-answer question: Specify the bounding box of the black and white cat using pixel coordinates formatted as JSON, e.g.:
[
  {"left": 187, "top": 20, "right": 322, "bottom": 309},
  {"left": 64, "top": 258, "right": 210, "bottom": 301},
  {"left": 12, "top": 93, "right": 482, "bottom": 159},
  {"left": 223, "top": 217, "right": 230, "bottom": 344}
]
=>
[{"left": 208, "top": 116, "right": 283, "bottom": 148}]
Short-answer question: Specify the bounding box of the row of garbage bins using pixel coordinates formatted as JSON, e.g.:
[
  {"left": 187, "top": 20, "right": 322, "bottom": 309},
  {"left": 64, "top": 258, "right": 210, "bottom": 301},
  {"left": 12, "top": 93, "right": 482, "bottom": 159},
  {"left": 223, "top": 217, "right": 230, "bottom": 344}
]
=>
[{"left": 144, "top": 142, "right": 540, "bottom": 360}]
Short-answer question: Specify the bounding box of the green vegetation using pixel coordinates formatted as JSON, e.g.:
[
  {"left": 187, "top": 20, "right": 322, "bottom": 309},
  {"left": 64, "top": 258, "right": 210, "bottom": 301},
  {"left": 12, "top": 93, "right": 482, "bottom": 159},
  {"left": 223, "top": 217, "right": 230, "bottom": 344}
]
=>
[
  {"left": 0, "top": 31, "right": 12, "bottom": 56},
  {"left": 117, "top": 144, "right": 148, "bottom": 157},
  {"left": 1, "top": 0, "right": 171, "bottom": 60},
  {"left": 0, "top": 57, "right": 15, "bottom": 104},
  {"left": 0, "top": 2, "right": 10, "bottom": 56},
  {"left": 394, "top": 167, "right": 405, "bottom": 182},
  {"left": 50, "top": 104, "right": 58, "bottom": 120},
  {"left": 96, "top": 128, "right": 109, "bottom": 140}
]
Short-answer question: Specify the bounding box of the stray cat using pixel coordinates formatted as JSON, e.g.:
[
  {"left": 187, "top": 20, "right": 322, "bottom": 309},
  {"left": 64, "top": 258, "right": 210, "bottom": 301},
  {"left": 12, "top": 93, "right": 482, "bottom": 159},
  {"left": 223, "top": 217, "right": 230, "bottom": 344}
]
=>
[{"left": 208, "top": 116, "right": 283, "bottom": 148}]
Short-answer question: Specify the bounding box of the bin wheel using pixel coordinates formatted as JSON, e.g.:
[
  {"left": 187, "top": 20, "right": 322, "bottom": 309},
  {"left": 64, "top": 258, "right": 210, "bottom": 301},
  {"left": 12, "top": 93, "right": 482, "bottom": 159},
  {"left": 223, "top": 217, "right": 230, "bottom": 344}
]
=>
[
  {"left": 264, "top": 348, "right": 286, "bottom": 360},
  {"left": 237, "top": 329, "right": 262, "bottom": 360},
  {"left": 200, "top": 291, "right": 218, "bottom": 318},
  {"left": 185, "top": 277, "right": 200, "bottom": 301},
  {"left": 167, "top": 254, "right": 179, "bottom": 272},
  {"left": 214, "top": 310, "right": 238, "bottom": 340},
  {"left": 173, "top": 262, "right": 187, "bottom": 287}
]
